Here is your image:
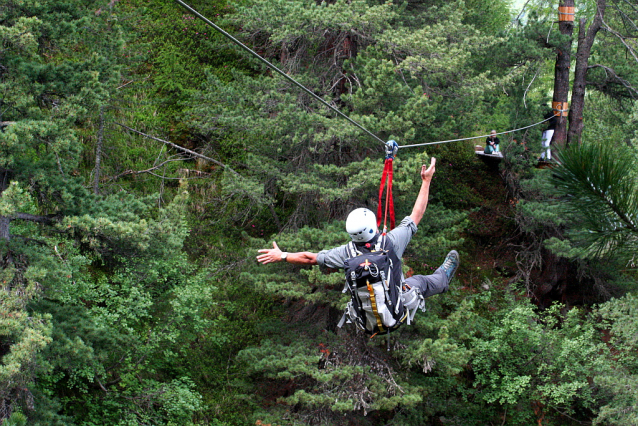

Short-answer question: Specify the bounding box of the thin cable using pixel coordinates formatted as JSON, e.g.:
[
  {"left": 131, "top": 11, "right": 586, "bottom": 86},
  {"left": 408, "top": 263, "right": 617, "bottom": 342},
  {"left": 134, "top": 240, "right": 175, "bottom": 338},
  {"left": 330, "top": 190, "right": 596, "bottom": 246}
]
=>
[
  {"left": 173, "top": 0, "right": 385, "bottom": 146},
  {"left": 398, "top": 115, "right": 555, "bottom": 149}
]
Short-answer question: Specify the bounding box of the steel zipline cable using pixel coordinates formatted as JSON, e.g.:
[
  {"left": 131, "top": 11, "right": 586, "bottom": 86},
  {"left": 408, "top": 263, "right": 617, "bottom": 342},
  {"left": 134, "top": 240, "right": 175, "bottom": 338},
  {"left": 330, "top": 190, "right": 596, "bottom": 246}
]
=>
[
  {"left": 173, "top": 0, "right": 386, "bottom": 146},
  {"left": 174, "top": 0, "right": 557, "bottom": 152},
  {"left": 398, "top": 115, "right": 556, "bottom": 149}
]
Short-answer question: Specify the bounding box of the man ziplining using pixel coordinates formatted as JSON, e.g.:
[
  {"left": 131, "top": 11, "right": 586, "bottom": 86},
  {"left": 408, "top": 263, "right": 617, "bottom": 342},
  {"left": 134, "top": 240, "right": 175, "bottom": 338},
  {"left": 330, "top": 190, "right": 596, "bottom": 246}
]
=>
[{"left": 257, "top": 157, "right": 460, "bottom": 336}]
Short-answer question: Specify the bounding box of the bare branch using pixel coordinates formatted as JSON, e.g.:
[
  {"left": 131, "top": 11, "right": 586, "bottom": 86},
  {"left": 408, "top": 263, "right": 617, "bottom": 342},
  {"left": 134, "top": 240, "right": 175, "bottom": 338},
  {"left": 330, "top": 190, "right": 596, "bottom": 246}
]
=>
[
  {"left": 602, "top": 17, "right": 638, "bottom": 63},
  {"left": 523, "top": 61, "right": 543, "bottom": 108},
  {"left": 550, "top": 405, "right": 592, "bottom": 425},
  {"left": 14, "top": 212, "right": 58, "bottom": 225},
  {"left": 512, "top": 0, "right": 533, "bottom": 27},
  {"left": 616, "top": 0, "right": 638, "bottom": 18},
  {"left": 108, "top": 158, "right": 188, "bottom": 182},
  {"left": 116, "top": 79, "right": 135, "bottom": 90},
  {"left": 114, "top": 122, "right": 240, "bottom": 175},
  {"left": 96, "top": 378, "right": 109, "bottom": 393},
  {"left": 610, "top": 0, "right": 638, "bottom": 33},
  {"left": 146, "top": 171, "right": 207, "bottom": 180},
  {"left": 587, "top": 64, "right": 638, "bottom": 98},
  {"left": 393, "top": 53, "right": 416, "bottom": 95}
]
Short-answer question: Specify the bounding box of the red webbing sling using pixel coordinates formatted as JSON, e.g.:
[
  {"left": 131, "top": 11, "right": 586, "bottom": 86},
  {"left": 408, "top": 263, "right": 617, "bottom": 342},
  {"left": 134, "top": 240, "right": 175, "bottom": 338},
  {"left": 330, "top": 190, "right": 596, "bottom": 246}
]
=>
[{"left": 377, "top": 140, "right": 398, "bottom": 232}]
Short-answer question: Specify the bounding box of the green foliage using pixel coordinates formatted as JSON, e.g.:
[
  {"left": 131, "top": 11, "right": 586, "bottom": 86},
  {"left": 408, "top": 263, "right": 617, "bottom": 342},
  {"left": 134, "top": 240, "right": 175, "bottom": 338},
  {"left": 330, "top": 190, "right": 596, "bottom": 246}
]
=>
[
  {"left": 473, "top": 302, "right": 606, "bottom": 415},
  {"left": 236, "top": 332, "right": 424, "bottom": 422},
  {"left": 0, "top": 299, "right": 52, "bottom": 410},
  {"left": 551, "top": 141, "right": 638, "bottom": 260},
  {"left": 463, "top": 0, "right": 513, "bottom": 31},
  {"left": 581, "top": 93, "right": 636, "bottom": 146},
  {"left": 2, "top": 411, "right": 27, "bottom": 426},
  {"left": 0, "top": 16, "right": 40, "bottom": 56},
  {"left": 0, "top": 4, "right": 214, "bottom": 419},
  {"left": 235, "top": 0, "right": 396, "bottom": 44},
  {"left": 585, "top": 2, "right": 638, "bottom": 103},
  {"left": 1, "top": 0, "right": 637, "bottom": 424},
  {"left": 593, "top": 294, "right": 638, "bottom": 425},
  {"left": 400, "top": 295, "right": 483, "bottom": 376},
  {"left": 25, "top": 190, "right": 212, "bottom": 425}
]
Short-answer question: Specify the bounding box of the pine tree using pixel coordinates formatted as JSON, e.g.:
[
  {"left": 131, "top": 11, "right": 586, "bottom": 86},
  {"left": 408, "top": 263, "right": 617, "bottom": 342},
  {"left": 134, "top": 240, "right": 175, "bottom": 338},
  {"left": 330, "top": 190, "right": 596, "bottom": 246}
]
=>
[{"left": 0, "top": 2, "right": 211, "bottom": 423}]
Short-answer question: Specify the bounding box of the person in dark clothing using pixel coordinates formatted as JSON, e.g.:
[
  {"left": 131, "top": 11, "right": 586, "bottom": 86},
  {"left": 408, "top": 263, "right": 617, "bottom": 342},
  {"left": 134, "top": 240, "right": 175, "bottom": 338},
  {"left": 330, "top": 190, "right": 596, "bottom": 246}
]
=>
[
  {"left": 256, "top": 159, "right": 460, "bottom": 323},
  {"left": 484, "top": 130, "right": 500, "bottom": 155},
  {"left": 541, "top": 111, "right": 557, "bottom": 160}
]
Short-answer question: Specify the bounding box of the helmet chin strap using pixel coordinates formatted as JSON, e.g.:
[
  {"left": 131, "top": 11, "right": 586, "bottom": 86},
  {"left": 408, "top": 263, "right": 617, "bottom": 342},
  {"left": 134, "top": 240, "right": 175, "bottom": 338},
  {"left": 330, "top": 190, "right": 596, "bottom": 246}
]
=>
[{"left": 359, "top": 232, "right": 379, "bottom": 245}]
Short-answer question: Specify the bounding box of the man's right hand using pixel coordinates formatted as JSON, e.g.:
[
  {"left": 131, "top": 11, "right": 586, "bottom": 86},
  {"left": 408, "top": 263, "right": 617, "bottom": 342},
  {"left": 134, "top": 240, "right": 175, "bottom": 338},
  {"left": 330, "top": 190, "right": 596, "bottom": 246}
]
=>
[
  {"left": 257, "top": 241, "right": 283, "bottom": 264},
  {"left": 256, "top": 244, "right": 319, "bottom": 266}
]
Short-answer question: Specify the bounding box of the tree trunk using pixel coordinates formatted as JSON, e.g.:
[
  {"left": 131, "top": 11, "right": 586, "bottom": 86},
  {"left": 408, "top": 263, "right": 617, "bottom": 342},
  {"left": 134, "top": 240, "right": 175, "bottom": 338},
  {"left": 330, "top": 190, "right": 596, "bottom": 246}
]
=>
[
  {"left": 94, "top": 105, "right": 104, "bottom": 195},
  {"left": 0, "top": 216, "right": 10, "bottom": 241},
  {"left": 0, "top": 213, "right": 56, "bottom": 242},
  {"left": 567, "top": 0, "right": 606, "bottom": 146},
  {"left": 552, "top": 0, "right": 575, "bottom": 148},
  {"left": 268, "top": 203, "right": 282, "bottom": 230},
  {"left": 0, "top": 168, "right": 11, "bottom": 193}
]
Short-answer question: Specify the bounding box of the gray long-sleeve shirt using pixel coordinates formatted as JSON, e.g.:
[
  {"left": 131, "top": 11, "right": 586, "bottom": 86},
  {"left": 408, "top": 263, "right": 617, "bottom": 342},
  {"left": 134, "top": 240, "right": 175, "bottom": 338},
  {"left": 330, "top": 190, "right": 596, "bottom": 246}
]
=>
[{"left": 316, "top": 216, "right": 417, "bottom": 281}]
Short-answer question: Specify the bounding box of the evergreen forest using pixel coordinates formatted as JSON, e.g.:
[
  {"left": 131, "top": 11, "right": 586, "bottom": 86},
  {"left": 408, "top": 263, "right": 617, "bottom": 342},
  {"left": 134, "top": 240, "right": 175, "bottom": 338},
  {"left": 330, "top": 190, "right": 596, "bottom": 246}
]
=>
[{"left": 3, "top": 0, "right": 638, "bottom": 425}]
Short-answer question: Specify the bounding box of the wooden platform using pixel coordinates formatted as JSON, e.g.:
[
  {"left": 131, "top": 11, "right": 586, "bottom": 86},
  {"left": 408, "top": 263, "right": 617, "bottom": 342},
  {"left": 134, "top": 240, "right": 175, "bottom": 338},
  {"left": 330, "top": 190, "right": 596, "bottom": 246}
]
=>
[
  {"left": 475, "top": 151, "right": 503, "bottom": 159},
  {"left": 536, "top": 160, "right": 555, "bottom": 169},
  {"left": 475, "top": 150, "right": 503, "bottom": 168}
]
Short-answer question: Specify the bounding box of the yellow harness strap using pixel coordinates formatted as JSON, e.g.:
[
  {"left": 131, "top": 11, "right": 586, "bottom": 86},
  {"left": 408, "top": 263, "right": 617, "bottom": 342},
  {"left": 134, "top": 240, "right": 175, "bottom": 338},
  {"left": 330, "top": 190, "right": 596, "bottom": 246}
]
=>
[{"left": 367, "top": 280, "right": 385, "bottom": 333}]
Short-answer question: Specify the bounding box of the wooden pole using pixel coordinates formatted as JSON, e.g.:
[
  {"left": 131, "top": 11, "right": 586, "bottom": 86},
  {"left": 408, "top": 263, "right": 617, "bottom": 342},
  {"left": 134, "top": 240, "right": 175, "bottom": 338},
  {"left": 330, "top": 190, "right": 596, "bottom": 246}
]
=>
[{"left": 552, "top": 0, "right": 575, "bottom": 148}]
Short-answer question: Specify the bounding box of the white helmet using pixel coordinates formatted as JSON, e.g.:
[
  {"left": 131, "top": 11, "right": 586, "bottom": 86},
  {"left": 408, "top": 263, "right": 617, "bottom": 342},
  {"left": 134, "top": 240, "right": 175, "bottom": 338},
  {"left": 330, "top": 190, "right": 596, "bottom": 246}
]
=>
[{"left": 346, "top": 208, "right": 378, "bottom": 243}]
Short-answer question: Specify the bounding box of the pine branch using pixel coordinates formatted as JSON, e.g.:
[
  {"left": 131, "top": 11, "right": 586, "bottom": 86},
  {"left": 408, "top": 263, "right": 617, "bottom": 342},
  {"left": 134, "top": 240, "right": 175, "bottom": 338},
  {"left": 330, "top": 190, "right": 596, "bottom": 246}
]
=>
[
  {"left": 10, "top": 234, "right": 48, "bottom": 245},
  {"left": 553, "top": 143, "right": 638, "bottom": 256}
]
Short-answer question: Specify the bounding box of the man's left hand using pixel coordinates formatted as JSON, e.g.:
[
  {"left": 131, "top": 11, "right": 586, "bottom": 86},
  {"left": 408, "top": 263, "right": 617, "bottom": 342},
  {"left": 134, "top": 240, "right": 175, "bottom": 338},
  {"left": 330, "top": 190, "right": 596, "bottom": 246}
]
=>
[{"left": 421, "top": 157, "right": 436, "bottom": 182}]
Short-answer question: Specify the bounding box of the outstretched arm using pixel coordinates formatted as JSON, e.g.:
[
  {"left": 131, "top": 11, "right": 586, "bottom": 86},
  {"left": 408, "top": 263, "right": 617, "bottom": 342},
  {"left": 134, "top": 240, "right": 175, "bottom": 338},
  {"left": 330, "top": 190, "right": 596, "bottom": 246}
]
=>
[
  {"left": 409, "top": 157, "right": 436, "bottom": 226},
  {"left": 257, "top": 241, "right": 318, "bottom": 265}
]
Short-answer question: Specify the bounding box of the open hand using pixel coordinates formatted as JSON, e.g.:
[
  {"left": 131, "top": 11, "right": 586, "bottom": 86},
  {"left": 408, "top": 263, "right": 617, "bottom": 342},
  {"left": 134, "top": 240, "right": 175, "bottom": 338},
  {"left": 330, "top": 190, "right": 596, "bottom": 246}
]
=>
[{"left": 257, "top": 241, "right": 283, "bottom": 264}]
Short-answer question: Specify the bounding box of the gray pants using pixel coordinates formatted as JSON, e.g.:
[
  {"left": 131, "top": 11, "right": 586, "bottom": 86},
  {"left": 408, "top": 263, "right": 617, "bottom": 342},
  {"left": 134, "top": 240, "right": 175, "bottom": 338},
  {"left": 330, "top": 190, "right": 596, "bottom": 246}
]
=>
[{"left": 405, "top": 268, "right": 449, "bottom": 298}]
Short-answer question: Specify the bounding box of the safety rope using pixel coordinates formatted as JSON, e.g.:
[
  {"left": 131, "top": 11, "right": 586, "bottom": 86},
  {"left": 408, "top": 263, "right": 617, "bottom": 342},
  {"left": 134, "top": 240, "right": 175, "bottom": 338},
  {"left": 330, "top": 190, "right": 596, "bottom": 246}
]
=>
[
  {"left": 377, "top": 141, "right": 398, "bottom": 231},
  {"left": 173, "top": 0, "right": 386, "bottom": 146},
  {"left": 398, "top": 115, "right": 555, "bottom": 149}
]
